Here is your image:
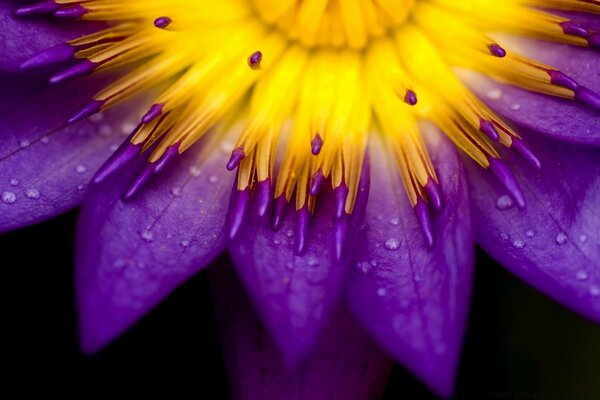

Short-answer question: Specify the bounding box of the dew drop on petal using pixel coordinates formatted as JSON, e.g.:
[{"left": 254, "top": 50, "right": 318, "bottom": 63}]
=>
[
  {"left": 496, "top": 195, "right": 514, "bottom": 210},
  {"left": 273, "top": 238, "right": 281, "bottom": 245},
  {"left": 285, "top": 230, "right": 294, "bottom": 238},
  {"left": 590, "top": 285, "right": 600, "bottom": 297},
  {"left": 40, "top": 136, "right": 50, "bottom": 144},
  {"left": 389, "top": 218, "right": 400, "bottom": 226},
  {"left": 486, "top": 88, "right": 502, "bottom": 100},
  {"left": 25, "top": 188, "right": 40, "bottom": 200},
  {"left": 109, "top": 144, "right": 119, "bottom": 152},
  {"left": 121, "top": 122, "right": 136, "bottom": 135},
  {"left": 512, "top": 239, "right": 525, "bottom": 249},
  {"left": 525, "top": 229, "right": 536, "bottom": 238},
  {"left": 180, "top": 240, "right": 190, "bottom": 248},
  {"left": 355, "top": 262, "right": 372, "bottom": 274},
  {"left": 189, "top": 166, "right": 201, "bottom": 177},
  {"left": 377, "top": 287, "right": 387, "bottom": 297},
  {"left": 170, "top": 187, "right": 182, "bottom": 197},
  {"left": 579, "top": 234, "right": 588, "bottom": 244},
  {"left": 208, "top": 175, "right": 219, "bottom": 184},
  {"left": 307, "top": 256, "right": 319, "bottom": 267},
  {"left": 9, "top": 178, "right": 19, "bottom": 187},
  {"left": 2, "top": 191, "right": 16, "bottom": 204},
  {"left": 384, "top": 238, "right": 400, "bottom": 250},
  {"left": 140, "top": 230, "right": 154, "bottom": 242},
  {"left": 370, "top": 259, "right": 379, "bottom": 267},
  {"left": 19, "top": 140, "right": 30, "bottom": 148},
  {"left": 75, "top": 164, "right": 87, "bottom": 174},
  {"left": 77, "top": 184, "right": 86, "bottom": 191},
  {"left": 555, "top": 232, "right": 568, "bottom": 245},
  {"left": 576, "top": 270, "right": 589, "bottom": 281},
  {"left": 500, "top": 232, "right": 510, "bottom": 241},
  {"left": 510, "top": 103, "right": 521, "bottom": 111}
]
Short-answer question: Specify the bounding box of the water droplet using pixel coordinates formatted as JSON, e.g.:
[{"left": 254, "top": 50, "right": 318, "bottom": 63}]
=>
[
  {"left": 555, "top": 232, "right": 567, "bottom": 245},
  {"left": 355, "top": 262, "right": 372, "bottom": 274},
  {"left": 512, "top": 239, "right": 525, "bottom": 249},
  {"left": 377, "top": 287, "right": 387, "bottom": 297},
  {"left": 370, "top": 259, "right": 379, "bottom": 267},
  {"left": 170, "top": 187, "right": 182, "bottom": 197},
  {"left": 273, "top": 238, "right": 281, "bottom": 245},
  {"left": 9, "top": 178, "right": 19, "bottom": 187},
  {"left": 285, "top": 230, "right": 294, "bottom": 238},
  {"left": 496, "top": 195, "right": 514, "bottom": 210},
  {"left": 89, "top": 112, "right": 104, "bottom": 123},
  {"left": 384, "top": 238, "right": 400, "bottom": 250},
  {"left": 180, "top": 240, "right": 190, "bottom": 248},
  {"left": 109, "top": 144, "right": 119, "bottom": 152},
  {"left": 140, "top": 230, "right": 154, "bottom": 242},
  {"left": 121, "top": 122, "right": 136, "bottom": 135},
  {"left": 40, "top": 136, "right": 50, "bottom": 144},
  {"left": 579, "top": 234, "right": 588, "bottom": 243},
  {"left": 99, "top": 124, "right": 112, "bottom": 137},
  {"left": 1, "top": 191, "right": 16, "bottom": 204},
  {"left": 576, "top": 271, "right": 589, "bottom": 281},
  {"left": 189, "top": 166, "right": 201, "bottom": 177},
  {"left": 77, "top": 184, "right": 85, "bottom": 191},
  {"left": 208, "top": 175, "right": 219, "bottom": 184},
  {"left": 285, "top": 262, "right": 294, "bottom": 270},
  {"left": 75, "top": 164, "right": 87, "bottom": 174},
  {"left": 486, "top": 88, "right": 503, "bottom": 100},
  {"left": 389, "top": 218, "right": 400, "bottom": 226},
  {"left": 500, "top": 232, "right": 510, "bottom": 241},
  {"left": 19, "top": 139, "right": 30, "bottom": 148},
  {"left": 590, "top": 285, "right": 600, "bottom": 297},
  {"left": 25, "top": 188, "right": 40, "bottom": 200},
  {"left": 510, "top": 103, "right": 521, "bottom": 111},
  {"left": 525, "top": 229, "right": 535, "bottom": 238},
  {"left": 307, "top": 256, "right": 319, "bottom": 267}
]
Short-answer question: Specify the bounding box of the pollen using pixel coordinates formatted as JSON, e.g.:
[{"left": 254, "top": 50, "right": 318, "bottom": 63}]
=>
[{"left": 17, "top": 0, "right": 600, "bottom": 257}]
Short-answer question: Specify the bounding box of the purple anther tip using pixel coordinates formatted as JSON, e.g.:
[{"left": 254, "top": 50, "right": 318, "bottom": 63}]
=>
[
  {"left": 295, "top": 207, "right": 310, "bottom": 255},
  {"left": 54, "top": 5, "right": 88, "bottom": 18},
  {"left": 142, "top": 103, "right": 164, "bottom": 124},
  {"left": 94, "top": 142, "right": 141, "bottom": 184},
  {"left": 334, "top": 184, "right": 349, "bottom": 219},
  {"left": 248, "top": 51, "right": 262, "bottom": 69},
  {"left": 226, "top": 147, "right": 245, "bottom": 171},
  {"left": 256, "top": 179, "right": 272, "bottom": 217},
  {"left": 488, "top": 43, "right": 506, "bottom": 58},
  {"left": 154, "top": 143, "right": 180, "bottom": 174},
  {"left": 229, "top": 189, "right": 250, "bottom": 239},
  {"left": 425, "top": 178, "right": 443, "bottom": 211},
  {"left": 547, "top": 70, "right": 579, "bottom": 91},
  {"left": 311, "top": 134, "right": 323, "bottom": 155},
  {"left": 488, "top": 158, "right": 526, "bottom": 209},
  {"left": 414, "top": 199, "right": 434, "bottom": 248},
  {"left": 404, "top": 89, "right": 418, "bottom": 106},
  {"left": 50, "top": 59, "right": 96, "bottom": 85},
  {"left": 272, "top": 195, "right": 287, "bottom": 230},
  {"left": 479, "top": 119, "right": 500, "bottom": 142},
  {"left": 334, "top": 215, "right": 349, "bottom": 262},
  {"left": 154, "top": 16, "right": 172, "bottom": 29},
  {"left": 20, "top": 43, "right": 75, "bottom": 70},
  {"left": 575, "top": 86, "right": 600, "bottom": 111},
  {"left": 511, "top": 139, "right": 541, "bottom": 170},
  {"left": 14, "top": 1, "right": 58, "bottom": 16},
  {"left": 309, "top": 169, "right": 325, "bottom": 196},
  {"left": 68, "top": 99, "right": 104, "bottom": 124},
  {"left": 560, "top": 21, "right": 589, "bottom": 38},
  {"left": 123, "top": 163, "right": 155, "bottom": 201}
]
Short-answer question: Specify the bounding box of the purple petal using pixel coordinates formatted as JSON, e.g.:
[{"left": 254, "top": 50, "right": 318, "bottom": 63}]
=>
[
  {"left": 210, "top": 263, "right": 393, "bottom": 400},
  {"left": 76, "top": 139, "right": 234, "bottom": 353},
  {"left": 346, "top": 134, "right": 474, "bottom": 398},
  {"left": 469, "top": 38, "right": 600, "bottom": 145},
  {"left": 229, "top": 171, "right": 369, "bottom": 366},
  {"left": 1, "top": 1, "right": 99, "bottom": 72},
  {"left": 0, "top": 73, "right": 142, "bottom": 232},
  {"left": 467, "top": 133, "right": 600, "bottom": 324}
]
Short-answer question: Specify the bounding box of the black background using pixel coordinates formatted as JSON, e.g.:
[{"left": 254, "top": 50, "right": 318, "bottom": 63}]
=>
[{"left": 2, "top": 211, "right": 600, "bottom": 399}]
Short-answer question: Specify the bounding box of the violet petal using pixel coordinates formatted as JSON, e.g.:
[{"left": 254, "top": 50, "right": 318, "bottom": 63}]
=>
[
  {"left": 467, "top": 132, "right": 600, "bottom": 324},
  {"left": 346, "top": 133, "right": 474, "bottom": 398},
  {"left": 211, "top": 263, "right": 393, "bottom": 400}
]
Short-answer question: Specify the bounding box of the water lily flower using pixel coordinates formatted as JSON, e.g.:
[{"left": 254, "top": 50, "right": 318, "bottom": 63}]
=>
[{"left": 2, "top": 0, "right": 600, "bottom": 398}]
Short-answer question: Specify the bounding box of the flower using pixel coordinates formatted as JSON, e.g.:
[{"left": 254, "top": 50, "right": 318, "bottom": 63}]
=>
[{"left": 1, "top": 0, "right": 599, "bottom": 398}]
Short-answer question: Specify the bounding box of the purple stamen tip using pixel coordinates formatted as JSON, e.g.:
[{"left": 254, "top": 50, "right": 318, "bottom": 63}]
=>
[
  {"left": 311, "top": 134, "right": 323, "bottom": 155},
  {"left": 425, "top": 178, "right": 443, "bottom": 210},
  {"left": 334, "top": 184, "right": 349, "bottom": 219},
  {"left": 123, "top": 163, "right": 155, "bottom": 201},
  {"left": 404, "top": 89, "right": 418, "bottom": 106},
  {"left": 309, "top": 169, "right": 325, "bottom": 196},
  {"left": 68, "top": 99, "right": 104, "bottom": 124},
  {"left": 20, "top": 43, "right": 75, "bottom": 70},
  {"left": 511, "top": 139, "right": 541, "bottom": 170},
  {"left": 94, "top": 141, "right": 141, "bottom": 184},
  {"left": 547, "top": 70, "right": 578, "bottom": 92},
  {"left": 414, "top": 198, "right": 434, "bottom": 247},
  {"left": 295, "top": 207, "right": 310, "bottom": 255},
  {"left": 14, "top": 1, "right": 59, "bottom": 16},
  {"left": 272, "top": 195, "right": 287, "bottom": 230},
  {"left": 142, "top": 103, "right": 164, "bottom": 124},
  {"left": 154, "top": 143, "right": 180, "bottom": 174},
  {"left": 229, "top": 189, "right": 250, "bottom": 239},
  {"left": 488, "top": 158, "right": 526, "bottom": 209},
  {"left": 575, "top": 86, "right": 600, "bottom": 111},
  {"left": 50, "top": 59, "right": 96, "bottom": 85},
  {"left": 488, "top": 43, "right": 506, "bottom": 58},
  {"left": 560, "top": 21, "right": 589, "bottom": 38},
  {"left": 334, "top": 215, "right": 349, "bottom": 262},
  {"left": 54, "top": 5, "right": 88, "bottom": 18},
  {"left": 227, "top": 147, "right": 245, "bottom": 171},
  {"left": 256, "top": 179, "right": 272, "bottom": 217},
  {"left": 248, "top": 51, "right": 262, "bottom": 69},
  {"left": 479, "top": 119, "right": 500, "bottom": 142},
  {"left": 154, "top": 16, "right": 172, "bottom": 29}
]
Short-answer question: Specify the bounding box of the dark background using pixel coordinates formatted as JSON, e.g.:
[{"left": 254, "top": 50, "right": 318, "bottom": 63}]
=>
[{"left": 2, "top": 211, "right": 600, "bottom": 399}]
